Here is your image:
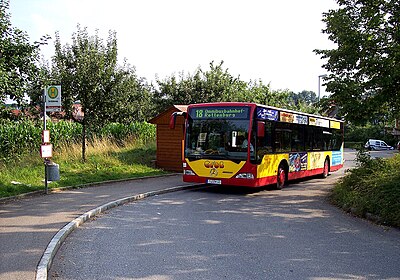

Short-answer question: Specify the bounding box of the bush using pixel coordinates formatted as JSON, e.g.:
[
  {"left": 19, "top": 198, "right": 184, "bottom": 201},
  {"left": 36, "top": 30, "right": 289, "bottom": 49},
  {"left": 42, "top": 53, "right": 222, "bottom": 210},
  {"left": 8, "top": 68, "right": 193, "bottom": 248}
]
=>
[
  {"left": 344, "top": 142, "right": 363, "bottom": 149},
  {"left": 331, "top": 150, "right": 400, "bottom": 228}
]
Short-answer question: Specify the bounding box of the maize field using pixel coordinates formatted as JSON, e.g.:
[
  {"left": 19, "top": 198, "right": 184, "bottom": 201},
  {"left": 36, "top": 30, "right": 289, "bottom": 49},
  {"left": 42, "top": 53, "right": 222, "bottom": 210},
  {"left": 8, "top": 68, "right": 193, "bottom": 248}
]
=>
[{"left": 0, "top": 119, "right": 155, "bottom": 161}]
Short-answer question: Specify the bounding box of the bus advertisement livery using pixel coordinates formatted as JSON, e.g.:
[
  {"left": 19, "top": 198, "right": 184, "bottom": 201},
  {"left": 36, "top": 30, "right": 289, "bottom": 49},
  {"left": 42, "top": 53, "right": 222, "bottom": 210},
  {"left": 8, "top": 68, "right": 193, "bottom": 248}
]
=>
[{"left": 170, "top": 102, "right": 344, "bottom": 189}]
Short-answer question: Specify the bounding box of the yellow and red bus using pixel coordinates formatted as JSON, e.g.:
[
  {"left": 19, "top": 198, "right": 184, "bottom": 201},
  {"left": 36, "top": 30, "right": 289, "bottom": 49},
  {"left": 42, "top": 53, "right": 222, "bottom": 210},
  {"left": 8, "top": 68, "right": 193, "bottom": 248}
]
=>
[{"left": 171, "top": 102, "right": 344, "bottom": 189}]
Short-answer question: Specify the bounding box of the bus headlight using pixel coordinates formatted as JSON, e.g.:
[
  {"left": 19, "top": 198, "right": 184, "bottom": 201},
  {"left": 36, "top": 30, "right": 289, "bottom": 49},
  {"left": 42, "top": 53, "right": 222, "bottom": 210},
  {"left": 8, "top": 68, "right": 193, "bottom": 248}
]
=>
[
  {"left": 184, "top": 170, "right": 195, "bottom": 176},
  {"left": 235, "top": 173, "right": 254, "bottom": 179}
]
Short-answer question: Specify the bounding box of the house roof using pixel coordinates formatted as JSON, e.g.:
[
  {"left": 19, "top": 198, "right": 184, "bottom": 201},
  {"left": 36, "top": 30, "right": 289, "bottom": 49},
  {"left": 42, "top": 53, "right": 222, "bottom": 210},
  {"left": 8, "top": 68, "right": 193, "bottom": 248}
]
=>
[{"left": 148, "top": 105, "right": 187, "bottom": 125}]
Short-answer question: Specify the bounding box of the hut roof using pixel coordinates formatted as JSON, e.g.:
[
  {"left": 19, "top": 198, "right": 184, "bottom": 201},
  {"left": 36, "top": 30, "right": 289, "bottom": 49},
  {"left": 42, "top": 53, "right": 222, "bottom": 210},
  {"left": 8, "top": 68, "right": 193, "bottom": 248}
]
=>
[{"left": 148, "top": 105, "right": 187, "bottom": 125}]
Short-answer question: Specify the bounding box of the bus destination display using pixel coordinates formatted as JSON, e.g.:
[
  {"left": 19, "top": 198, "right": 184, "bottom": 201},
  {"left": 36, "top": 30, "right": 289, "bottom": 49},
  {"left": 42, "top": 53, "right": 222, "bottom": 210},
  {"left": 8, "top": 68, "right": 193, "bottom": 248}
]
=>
[{"left": 190, "top": 107, "right": 249, "bottom": 119}]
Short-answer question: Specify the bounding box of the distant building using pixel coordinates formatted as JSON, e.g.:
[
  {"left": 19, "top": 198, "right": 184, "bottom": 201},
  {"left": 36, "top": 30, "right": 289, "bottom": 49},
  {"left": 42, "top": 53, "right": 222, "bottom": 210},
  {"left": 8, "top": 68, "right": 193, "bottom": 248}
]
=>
[{"left": 388, "top": 119, "right": 400, "bottom": 140}]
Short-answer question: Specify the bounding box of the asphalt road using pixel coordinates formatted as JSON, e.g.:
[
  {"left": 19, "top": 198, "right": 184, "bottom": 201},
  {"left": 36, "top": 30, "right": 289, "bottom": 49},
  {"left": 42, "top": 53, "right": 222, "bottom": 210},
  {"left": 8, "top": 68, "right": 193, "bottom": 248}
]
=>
[
  {"left": 50, "top": 150, "right": 400, "bottom": 280},
  {"left": 0, "top": 175, "right": 193, "bottom": 280}
]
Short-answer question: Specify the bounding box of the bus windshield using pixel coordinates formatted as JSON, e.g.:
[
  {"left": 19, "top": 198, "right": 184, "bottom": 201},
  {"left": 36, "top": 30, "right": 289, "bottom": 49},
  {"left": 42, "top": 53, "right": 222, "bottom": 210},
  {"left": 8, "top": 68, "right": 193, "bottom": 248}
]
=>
[{"left": 185, "top": 106, "right": 253, "bottom": 161}]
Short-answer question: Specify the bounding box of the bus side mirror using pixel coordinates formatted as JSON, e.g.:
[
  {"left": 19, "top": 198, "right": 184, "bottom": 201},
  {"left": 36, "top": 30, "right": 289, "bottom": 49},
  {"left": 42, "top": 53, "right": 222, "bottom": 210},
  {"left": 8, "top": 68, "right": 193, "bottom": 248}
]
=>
[
  {"left": 257, "top": 121, "right": 265, "bottom": 138},
  {"left": 169, "top": 112, "right": 178, "bottom": 129},
  {"left": 169, "top": 112, "right": 187, "bottom": 129}
]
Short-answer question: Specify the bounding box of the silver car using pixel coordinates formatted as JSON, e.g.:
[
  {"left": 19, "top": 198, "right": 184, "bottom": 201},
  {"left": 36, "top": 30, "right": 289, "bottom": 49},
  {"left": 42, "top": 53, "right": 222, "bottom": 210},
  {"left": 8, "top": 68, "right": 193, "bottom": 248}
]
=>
[{"left": 364, "top": 139, "right": 394, "bottom": 150}]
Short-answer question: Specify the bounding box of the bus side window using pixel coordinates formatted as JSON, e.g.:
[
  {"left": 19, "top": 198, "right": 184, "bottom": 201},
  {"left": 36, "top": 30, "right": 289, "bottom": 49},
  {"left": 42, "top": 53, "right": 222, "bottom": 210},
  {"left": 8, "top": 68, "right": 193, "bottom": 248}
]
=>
[
  {"left": 305, "top": 127, "right": 313, "bottom": 151},
  {"left": 264, "top": 122, "right": 273, "bottom": 152},
  {"left": 291, "top": 124, "right": 305, "bottom": 152},
  {"left": 313, "top": 127, "right": 324, "bottom": 151},
  {"left": 332, "top": 128, "right": 342, "bottom": 150},
  {"left": 282, "top": 129, "right": 291, "bottom": 152},
  {"left": 322, "top": 129, "right": 333, "bottom": 150},
  {"left": 275, "top": 123, "right": 291, "bottom": 153}
]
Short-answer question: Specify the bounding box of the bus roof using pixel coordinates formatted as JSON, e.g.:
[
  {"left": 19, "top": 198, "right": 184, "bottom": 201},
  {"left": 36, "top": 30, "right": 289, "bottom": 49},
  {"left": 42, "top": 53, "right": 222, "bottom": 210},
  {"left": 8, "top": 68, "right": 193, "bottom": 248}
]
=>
[{"left": 187, "top": 102, "right": 344, "bottom": 123}]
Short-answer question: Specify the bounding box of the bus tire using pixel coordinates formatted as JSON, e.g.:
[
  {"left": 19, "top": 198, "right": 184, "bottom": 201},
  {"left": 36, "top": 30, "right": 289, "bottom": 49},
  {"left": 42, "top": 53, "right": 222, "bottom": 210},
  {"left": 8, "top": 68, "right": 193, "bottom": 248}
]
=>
[
  {"left": 322, "top": 158, "right": 329, "bottom": 178},
  {"left": 276, "top": 163, "right": 287, "bottom": 190}
]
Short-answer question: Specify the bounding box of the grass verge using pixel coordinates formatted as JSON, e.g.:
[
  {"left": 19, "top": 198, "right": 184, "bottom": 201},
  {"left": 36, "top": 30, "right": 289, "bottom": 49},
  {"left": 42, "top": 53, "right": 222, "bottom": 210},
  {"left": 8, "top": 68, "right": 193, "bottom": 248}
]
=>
[
  {"left": 330, "top": 150, "right": 400, "bottom": 228},
  {"left": 0, "top": 138, "right": 168, "bottom": 198}
]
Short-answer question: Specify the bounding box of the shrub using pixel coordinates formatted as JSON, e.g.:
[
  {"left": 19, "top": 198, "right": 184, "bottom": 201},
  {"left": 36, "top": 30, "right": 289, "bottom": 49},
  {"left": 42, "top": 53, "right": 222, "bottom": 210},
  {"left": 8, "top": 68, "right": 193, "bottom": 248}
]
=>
[{"left": 331, "top": 150, "right": 400, "bottom": 228}]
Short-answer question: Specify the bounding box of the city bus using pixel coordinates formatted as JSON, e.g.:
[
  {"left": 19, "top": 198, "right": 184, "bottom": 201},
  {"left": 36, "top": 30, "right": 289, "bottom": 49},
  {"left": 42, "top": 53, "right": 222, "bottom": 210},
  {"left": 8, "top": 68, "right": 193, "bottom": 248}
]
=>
[{"left": 170, "top": 102, "right": 344, "bottom": 189}]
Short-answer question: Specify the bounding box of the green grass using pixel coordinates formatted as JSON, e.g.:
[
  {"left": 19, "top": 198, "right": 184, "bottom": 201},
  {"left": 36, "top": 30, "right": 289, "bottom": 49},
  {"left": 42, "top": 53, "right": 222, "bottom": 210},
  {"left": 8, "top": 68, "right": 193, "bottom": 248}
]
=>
[
  {"left": 330, "top": 150, "right": 400, "bottom": 228},
  {"left": 0, "top": 139, "right": 168, "bottom": 198}
]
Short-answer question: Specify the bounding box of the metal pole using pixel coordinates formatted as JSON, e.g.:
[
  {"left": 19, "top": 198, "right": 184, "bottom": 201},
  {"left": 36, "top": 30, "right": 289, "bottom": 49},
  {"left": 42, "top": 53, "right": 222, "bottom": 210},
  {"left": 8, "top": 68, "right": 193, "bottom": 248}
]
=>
[
  {"left": 318, "top": 74, "right": 327, "bottom": 102},
  {"left": 318, "top": 76, "right": 321, "bottom": 102},
  {"left": 43, "top": 88, "right": 48, "bottom": 194}
]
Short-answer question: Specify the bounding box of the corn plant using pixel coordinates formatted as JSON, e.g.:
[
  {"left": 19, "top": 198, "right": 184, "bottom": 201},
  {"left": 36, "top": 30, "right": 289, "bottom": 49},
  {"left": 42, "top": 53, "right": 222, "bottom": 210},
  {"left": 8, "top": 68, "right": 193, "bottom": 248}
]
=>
[{"left": 0, "top": 119, "right": 155, "bottom": 161}]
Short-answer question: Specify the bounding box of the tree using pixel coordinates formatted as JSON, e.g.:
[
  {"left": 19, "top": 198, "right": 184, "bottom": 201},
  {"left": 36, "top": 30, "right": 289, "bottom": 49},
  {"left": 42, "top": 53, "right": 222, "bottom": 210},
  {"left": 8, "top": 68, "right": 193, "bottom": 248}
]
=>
[
  {"left": 153, "top": 61, "right": 287, "bottom": 114},
  {"left": 287, "top": 90, "right": 320, "bottom": 114},
  {"left": 113, "top": 61, "right": 155, "bottom": 122},
  {"left": 52, "top": 26, "right": 143, "bottom": 161},
  {"left": 153, "top": 61, "right": 320, "bottom": 116},
  {"left": 153, "top": 61, "right": 250, "bottom": 113},
  {"left": 0, "top": 0, "right": 48, "bottom": 107},
  {"left": 315, "top": 0, "right": 400, "bottom": 124},
  {"left": 290, "top": 90, "right": 318, "bottom": 105}
]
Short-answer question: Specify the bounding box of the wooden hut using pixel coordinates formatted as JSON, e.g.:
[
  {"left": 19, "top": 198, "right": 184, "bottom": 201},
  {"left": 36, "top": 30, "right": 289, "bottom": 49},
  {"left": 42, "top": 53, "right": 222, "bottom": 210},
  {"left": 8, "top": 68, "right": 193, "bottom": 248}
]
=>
[{"left": 148, "top": 105, "right": 188, "bottom": 172}]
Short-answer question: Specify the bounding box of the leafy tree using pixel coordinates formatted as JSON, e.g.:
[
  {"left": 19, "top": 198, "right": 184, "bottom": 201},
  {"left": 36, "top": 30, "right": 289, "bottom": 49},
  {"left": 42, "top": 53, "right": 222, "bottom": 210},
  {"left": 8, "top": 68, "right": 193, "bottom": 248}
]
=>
[
  {"left": 153, "top": 61, "right": 297, "bottom": 114},
  {"left": 245, "top": 79, "right": 272, "bottom": 104},
  {"left": 0, "top": 0, "right": 48, "bottom": 108},
  {"left": 246, "top": 80, "right": 296, "bottom": 107},
  {"left": 153, "top": 61, "right": 249, "bottom": 113},
  {"left": 315, "top": 0, "right": 400, "bottom": 124},
  {"left": 52, "top": 26, "right": 145, "bottom": 161},
  {"left": 289, "top": 90, "right": 318, "bottom": 105},
  {"left": 113, "top": 61, "right": 155, "bottom": 122},
  {"left": 153, "top": 61, "right": 321, "bottom": 116},
  {"left": 286, "top": 90, "right": 320, "bottom": 114}
]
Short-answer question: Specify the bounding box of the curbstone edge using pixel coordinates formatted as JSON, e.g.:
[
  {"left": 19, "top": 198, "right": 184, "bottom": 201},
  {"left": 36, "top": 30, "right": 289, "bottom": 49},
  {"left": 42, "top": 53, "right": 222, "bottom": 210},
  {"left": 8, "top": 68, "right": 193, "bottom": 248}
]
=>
[{"left": 35, "top": 184, "right": 203, "bottom": 280}]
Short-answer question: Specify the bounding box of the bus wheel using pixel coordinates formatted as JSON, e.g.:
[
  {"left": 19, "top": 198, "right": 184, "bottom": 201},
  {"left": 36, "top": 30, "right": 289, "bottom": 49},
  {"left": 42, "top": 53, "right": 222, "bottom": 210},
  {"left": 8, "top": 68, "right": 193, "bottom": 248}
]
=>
[
  {"left": 276, "top": 164, "right": 286, "bottom": 190},
  {"left": 322, "top": 158, "right": 329, "bottom": 178}
]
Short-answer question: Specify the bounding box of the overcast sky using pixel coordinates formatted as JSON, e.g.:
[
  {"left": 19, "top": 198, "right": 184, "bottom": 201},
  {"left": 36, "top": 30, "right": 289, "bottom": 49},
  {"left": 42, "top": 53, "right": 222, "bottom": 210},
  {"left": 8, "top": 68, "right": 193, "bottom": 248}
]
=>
[{"left": 9, "top": 0, "right": 337, "bottom": 94}]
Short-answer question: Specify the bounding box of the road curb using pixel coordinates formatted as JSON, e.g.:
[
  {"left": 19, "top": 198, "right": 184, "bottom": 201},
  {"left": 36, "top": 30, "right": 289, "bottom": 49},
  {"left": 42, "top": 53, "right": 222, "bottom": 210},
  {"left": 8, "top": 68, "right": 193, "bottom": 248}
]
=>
[{"left": 35, "top": 183, "right": 203, "bottom": 280}]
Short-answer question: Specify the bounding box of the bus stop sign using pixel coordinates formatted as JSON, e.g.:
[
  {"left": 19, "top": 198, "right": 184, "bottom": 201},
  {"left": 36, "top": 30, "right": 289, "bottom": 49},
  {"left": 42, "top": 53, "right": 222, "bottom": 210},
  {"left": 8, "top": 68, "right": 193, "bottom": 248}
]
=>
[{"left": 46, "top": 85, "right": 62, "bottom": 112}]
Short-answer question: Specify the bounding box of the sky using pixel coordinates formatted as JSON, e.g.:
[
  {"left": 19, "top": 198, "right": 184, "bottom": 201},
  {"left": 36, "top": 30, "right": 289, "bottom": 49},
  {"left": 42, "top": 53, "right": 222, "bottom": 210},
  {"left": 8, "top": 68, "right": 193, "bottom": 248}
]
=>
[{"left": 9, "top": 0, "right": 337, "bottom": 95}]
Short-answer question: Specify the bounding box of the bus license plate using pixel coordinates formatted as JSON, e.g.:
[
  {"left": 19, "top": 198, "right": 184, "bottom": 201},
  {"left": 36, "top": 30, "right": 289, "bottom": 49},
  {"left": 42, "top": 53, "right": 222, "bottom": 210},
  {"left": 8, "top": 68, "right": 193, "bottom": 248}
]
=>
[{"left": 207, "top": 179, "right": 221, "bottom": 185}]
